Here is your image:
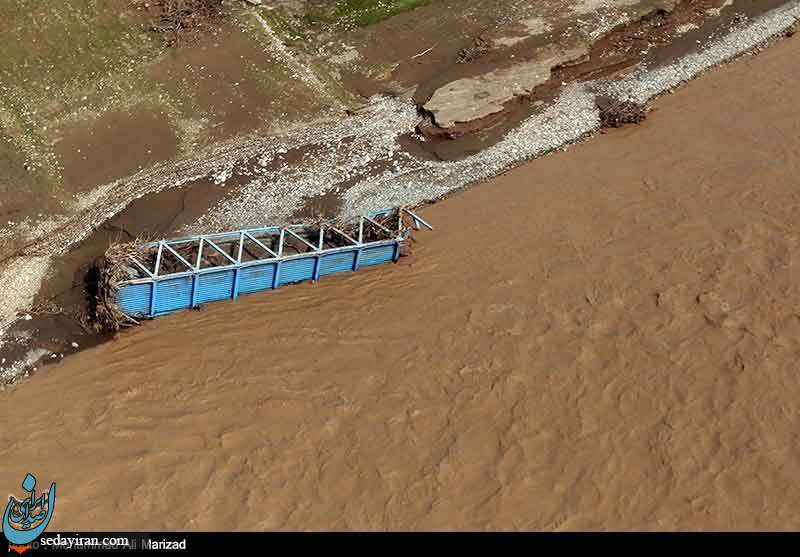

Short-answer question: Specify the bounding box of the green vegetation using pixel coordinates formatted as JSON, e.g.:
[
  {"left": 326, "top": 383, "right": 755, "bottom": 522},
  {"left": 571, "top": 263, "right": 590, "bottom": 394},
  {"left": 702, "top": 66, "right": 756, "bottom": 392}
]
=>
[
  {"left": 306, "top": 0, "right": 432, "bottom": 28},
  {"left": 259, "top": 6, "right": 308, "bottom": 43},
  {"left": 0, "top": 1, "right": 160, "bottom": 97},
  {"left": 0, "top": 1, "right": 163, "bottom": 198},
  {"left": 0, "top": 0, "right": 349, "bottom": 212}
]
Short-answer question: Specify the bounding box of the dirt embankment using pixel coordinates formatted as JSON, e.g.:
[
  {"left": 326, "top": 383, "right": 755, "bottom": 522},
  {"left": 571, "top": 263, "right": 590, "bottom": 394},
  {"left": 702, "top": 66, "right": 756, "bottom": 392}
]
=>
[
  {"left": 3, "top": 0, "right": 797, "bottom": 383},
  {"left": 1, "top": 32, "right": 799, "bottom": 531},
  {"left": 0, "top": 175, "right": 235, "bottom": 376},
  {"left": 409, "top": 0, "right": 792, "bottom": 159}
]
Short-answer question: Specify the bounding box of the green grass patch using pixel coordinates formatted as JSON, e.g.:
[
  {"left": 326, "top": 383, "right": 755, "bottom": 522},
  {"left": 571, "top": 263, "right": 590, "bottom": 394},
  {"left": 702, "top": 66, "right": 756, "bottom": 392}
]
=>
[
  {"left": 0, "top": 1, "right": 160, "bottom": 95},
  {"left": 306, "top": 0, "right": 432, "bottom": 28},
  {"left": 259, "top": 7, "right": 307, "bottom": 42}
]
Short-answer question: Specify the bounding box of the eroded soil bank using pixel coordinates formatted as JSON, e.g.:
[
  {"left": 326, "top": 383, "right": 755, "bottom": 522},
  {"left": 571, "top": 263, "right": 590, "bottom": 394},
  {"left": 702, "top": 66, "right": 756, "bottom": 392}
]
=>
[
  {"left": 0, "top": 0, "right": 798, "bottom": 381},
  {"left": 0, "top": 176, "right": 235, "bottom": 375},
  {"left": 409, "top": 0, "right": 791, "bottom": 159},
  {"left": 1, "top": 32, "right": 799, "bottom": 530}
]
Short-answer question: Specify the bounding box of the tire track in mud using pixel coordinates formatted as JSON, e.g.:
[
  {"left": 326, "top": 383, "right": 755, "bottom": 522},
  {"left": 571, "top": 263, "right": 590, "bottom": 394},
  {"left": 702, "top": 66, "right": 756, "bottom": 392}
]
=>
[{"left": 251, "top": 10, "right": 346, "bottom": 113}]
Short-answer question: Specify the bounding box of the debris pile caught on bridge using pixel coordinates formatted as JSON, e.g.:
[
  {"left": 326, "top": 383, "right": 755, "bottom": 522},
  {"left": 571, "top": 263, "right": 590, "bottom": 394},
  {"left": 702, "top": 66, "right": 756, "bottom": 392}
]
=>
[{"left": 89, "top": 207, "right": 433, "bottom": 332}]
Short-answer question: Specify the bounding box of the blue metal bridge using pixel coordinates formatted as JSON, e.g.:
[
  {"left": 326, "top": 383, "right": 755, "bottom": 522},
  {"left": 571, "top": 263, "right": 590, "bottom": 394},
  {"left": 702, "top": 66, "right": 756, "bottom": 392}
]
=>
[{"left": 116, "top": 208, "right": 432, "bottom": 318}]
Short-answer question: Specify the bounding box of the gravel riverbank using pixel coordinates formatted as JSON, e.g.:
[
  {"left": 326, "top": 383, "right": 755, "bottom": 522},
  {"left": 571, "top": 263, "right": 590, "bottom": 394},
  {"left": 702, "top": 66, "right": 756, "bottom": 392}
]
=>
[{"left": 1, "top": 0, "right": 799, "bottom": 382}]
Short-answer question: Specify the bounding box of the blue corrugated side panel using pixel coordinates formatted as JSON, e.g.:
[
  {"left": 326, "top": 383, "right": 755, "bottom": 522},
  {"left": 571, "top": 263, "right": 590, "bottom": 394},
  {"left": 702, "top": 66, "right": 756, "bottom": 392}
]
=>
[
  {"left": 154, "top": 277, "right": 193, "bottom": 314},
  {"left": 360, "top": 245, "right": 395, "bottom": 267},
  {"left": 117, "top": 283, "right": 153, "bottom": 316},
  {"left": 278, "top": 256, "right": 315, "bottom": 286},
  {"left": 238, "top": 262, "right": 277, "bottom": 295},
  {"left": 319, "top": 250, "right": 357, "bottom": 277},
  {"left": 117, "top": 243, "right": 400, "bottom": 317},
  {"left": 198, "top": 270, "right": 235, "bottom": 304}
]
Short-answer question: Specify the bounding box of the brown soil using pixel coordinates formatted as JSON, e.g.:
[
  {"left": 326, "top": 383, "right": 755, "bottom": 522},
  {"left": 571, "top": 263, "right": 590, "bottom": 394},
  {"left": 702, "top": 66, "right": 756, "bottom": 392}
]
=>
[
  {"left": 55, "top": 106, "right": 180, "bottom": 194},
  {"left": 133, "top": 0, "right": 230, "bottom": 47},
  {"left": 2, "top": 32, "right": 800, "bottom": 530},
  {"left": 0, "top": 132, "right": 62, "bottom": 222},
  {"left": 408, "top": 0, "right": 789, "bottom": 160},
  {"left": 0, "top": 177, "right": 233, "bottom": 373},
  {"left": 335, "top": 0, "right": 489, "bottom": 99},
  {"left": 146, "top": 18, "right": 329, "bottom": 143}
]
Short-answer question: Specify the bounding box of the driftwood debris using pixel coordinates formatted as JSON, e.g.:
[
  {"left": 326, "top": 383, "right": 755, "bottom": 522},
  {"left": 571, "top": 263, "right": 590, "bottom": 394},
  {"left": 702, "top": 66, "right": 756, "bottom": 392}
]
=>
[
  {"left": 87, "top": 209, "right": 424, "bottom": 332},
  {"left": 598, "top": 98, "right": 650, "bottom": 129},
  {"left": 88, "top": 241, "right": 149, "bottom": 333},
  {"left": 134, "top": 0, "right": 227, "bottom": 46}
]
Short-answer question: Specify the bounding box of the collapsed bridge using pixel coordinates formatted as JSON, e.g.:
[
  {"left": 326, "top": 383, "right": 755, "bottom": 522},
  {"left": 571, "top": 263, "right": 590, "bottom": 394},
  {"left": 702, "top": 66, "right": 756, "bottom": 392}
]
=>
[{"left": 91, "top": 208, "right": 432, "bottom": 330}]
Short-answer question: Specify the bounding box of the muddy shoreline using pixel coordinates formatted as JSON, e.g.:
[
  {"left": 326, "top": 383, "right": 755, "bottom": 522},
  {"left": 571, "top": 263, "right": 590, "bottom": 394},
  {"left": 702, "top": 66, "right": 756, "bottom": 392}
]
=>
[
  {"left": 3, "top": 31, "right": 800, "bottom": 528},
  {"left": 412, "top": 0, "right": 790, "bottom": 160},
  {"left": 2, "top": 0, "right": 799, "bottom": 385}
]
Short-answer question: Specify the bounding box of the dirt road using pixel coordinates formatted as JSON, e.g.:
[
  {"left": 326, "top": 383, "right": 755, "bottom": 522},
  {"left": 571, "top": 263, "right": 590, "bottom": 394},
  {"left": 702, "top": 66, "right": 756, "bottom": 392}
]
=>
[{"left": 1, "top": 34, "right": 799, "bottom": 531}]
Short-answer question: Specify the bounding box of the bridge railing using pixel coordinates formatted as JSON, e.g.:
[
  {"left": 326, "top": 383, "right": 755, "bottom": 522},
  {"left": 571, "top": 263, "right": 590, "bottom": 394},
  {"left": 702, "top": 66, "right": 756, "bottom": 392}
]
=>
[{"left": 116, "top": 208, "right": 432, "bottom": 318}]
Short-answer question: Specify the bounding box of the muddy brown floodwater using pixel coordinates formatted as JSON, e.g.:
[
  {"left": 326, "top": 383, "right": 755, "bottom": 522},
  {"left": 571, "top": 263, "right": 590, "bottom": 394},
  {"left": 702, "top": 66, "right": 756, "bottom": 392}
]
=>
[{"left": 1, "top": 33, "right": 800, "bottom": 531}]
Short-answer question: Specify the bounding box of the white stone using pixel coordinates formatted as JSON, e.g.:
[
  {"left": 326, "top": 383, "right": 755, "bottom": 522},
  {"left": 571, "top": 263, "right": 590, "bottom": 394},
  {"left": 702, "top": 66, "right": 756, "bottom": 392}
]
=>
[{"left": 424, "top": 46, "right": 588, "bottom": 128}]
